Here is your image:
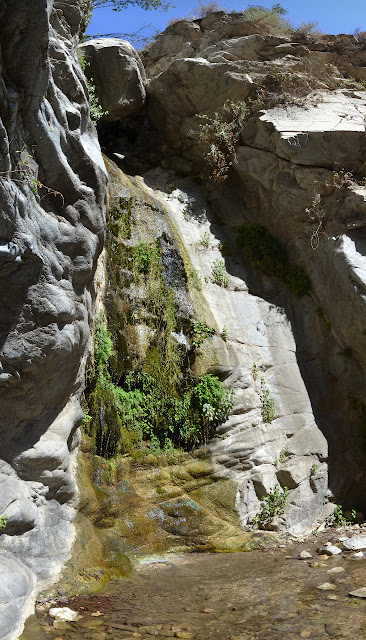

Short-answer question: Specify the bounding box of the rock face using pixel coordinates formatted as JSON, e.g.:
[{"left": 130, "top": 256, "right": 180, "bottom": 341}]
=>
[
  {"left": 81, "top": 38, "right": 147, "bottom": 122},
  {"left": 0, "top": 0, "right": 106, "bottom": 638},
  {"left": 93, "top": 15, "right": 366, "bottom": 531},
  {"left": 125, "top": 13, "right": 366, "bottom": 521}
]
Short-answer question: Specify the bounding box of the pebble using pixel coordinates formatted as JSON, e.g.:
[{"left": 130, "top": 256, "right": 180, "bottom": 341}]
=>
[
  {"left": 317, "top": 582, "right": 336, "bottom": 591},
  {"left": 351, "top": 551, "right": 364, "bottom": 558},
  {"left": 327, "top": 567, "right": 345, "bottom": 574},
  {"left": 309, "top": 561, "right": 327, "bottom": 568},
  {"left": 298, "top": 550, "right": 312, "bottom": 559},
  {"left": 349, "top": 587, "right": 366, "bottom": 598}
]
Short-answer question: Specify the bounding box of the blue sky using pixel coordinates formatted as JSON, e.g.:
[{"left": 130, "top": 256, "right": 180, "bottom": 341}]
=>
[{"left": 88, "top": 1, "right": 365, "bottom": 44}]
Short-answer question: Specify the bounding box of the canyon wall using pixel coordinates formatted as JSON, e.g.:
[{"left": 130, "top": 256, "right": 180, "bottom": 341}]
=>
[
  {"left": 0, "top": 1, "right": 106, "bottom": 638},
  {"left": 90, "top": 12, "right": 366, "bottom": 536}
]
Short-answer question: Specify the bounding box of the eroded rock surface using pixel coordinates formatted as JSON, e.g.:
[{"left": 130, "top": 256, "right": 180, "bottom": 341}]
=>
[{"left": 0, "top": 0, "right": 106, "bottom": 638}]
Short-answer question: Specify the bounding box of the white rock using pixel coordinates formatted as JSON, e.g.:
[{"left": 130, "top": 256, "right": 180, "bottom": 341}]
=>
[
  {"left": 350, "top": 587, "right": 366, "bottom": 598},
  {"left": 327, "top": 567, "right": 345, "bottom": 574},
  {"left": 298, "top": 550, "right": 312, "bottom": 559},
  {"left": 49, "top": 607, "right": 80, "bottom": 622},
  {"left": 317, "top": 582, "right": 336, "bottom": 591},
  {"left": 352, "top": 551, "right": 364, "bottom": 558},
  {"left": 341, "top": 535, "right": 366, "bottom": 551},
  {"left": 318, "top": 545, "right": 342, "bottom": 556}
]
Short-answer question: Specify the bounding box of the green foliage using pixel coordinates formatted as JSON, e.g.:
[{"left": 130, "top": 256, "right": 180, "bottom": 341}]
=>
[
  {"left": 326, "top": 505, "right": 357, "bottom": 527},
  {"left": 192, "top": 321, "right": 215, "bottom": 348},
  {"left": 114, "top": 371, "right": 234, "bottom": 449},
  {"left": 238, "top": 223, "right": 310, "bottom": 296},
  {"left": 78, "top": 51, "right": 107, "bottom": 125},
  {"left": 211, "top": 260, "right": 229, "bottom": 287},
  {"left": 0, "top": 514, "right": 8, "bottom": 531},
  {"left": 133, "top": 241, "right": 160, "bottom": 274},
  {"left": 192, "top": 374, "right": 235, "bottom": 442},
  {"left": 199, "top": 231, "right": 212, "bottom": 248},
  {"left": 252, "top": 362, "right": 258, "bottom": 380},
  {"left": 279, "top": 449, "right": 286, "bottom": 463},
  {"left": 221, "top": 325, "right": 228, "bottom": 342},
  {"left": 241, "top": 4, "right": 290, "bottom": 35},
  {"left": 253, "top": 484, "right": 289, "bottom": 528},
  {"left": 198, "top": 100, "right": 249, "bottom": 182},
  {"left": 94, "top": 318, "right": 114, "bottom": 382},
  {"left": 260, "top": 377, "right": 275, "bottom": 423}
]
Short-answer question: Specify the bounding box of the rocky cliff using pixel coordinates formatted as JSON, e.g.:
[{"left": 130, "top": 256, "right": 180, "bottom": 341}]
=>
[
  {"left": 3, "top": 7, "right": 366, "bottom": 638},
  {"left": 0, "top": 1, "right": 106, "bottom": 638},
  {"left": 85, "top": 11, "right": 366, "bottom": 539}
]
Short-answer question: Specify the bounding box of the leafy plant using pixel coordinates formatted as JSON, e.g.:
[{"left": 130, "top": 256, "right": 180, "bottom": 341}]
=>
[
  {"left": 252, "top": 362, "right": 258, "bottom": 380},
  {"left": 197, "top": 100, "right": 249, "bottom": 182},
  {"left": 199, "top": 231, "right": 212, "bottom": 248},
  {"left": 326, "top": 505, "right": 356, "bottom": 527},
  {"left": 221, "top": 325, "right": 228, "bottom": 342},
  {"left": 133, "top": 241, "right": 160, "bottom": 274},
  {"left": 238, "top": 223, "right": 310, "bottom": 296},
  {"left": 191, "top": 321, "right": 215, "bottom": 348},
  {"left": 211, "top": 260, "right": 229, "bottom": 287},
  {"left": 78, "top": 52, "right": 107, "bottom": 125},
  {"left": 93, "top": 316, "right": 114, "bottom": 383},
  {"left": 279, "top": 449, "right": 286, "bottom": 463},
  {"left": 260, "top": 377, "right": 275, "bottom": 423},
  {"left": 0, "top": 514, "right": 8, "bottom": 530},
  {"left": 253, "top": 484, "right": 289, "bottom": 528}
]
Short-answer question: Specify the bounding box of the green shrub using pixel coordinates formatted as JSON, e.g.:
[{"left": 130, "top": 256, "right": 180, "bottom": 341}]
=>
[
  {"left": 93, "top": 318, "right": 114, "bottom": 382},
  {"left": 0, "top": 515, "right": 8, "bottom": 531},
  {"left": 191, "top": 321, "right": 215, "bottom": 348},
  {"left": 197, "top": 100, "right": 249, "bottom": 182},
  {"left": 253, "top": 484, "right": 289, "bottom": 528},
  {"left": 133, "top": 241, "right": 160, "bottom": 274},
  {"left": 326, "top": 505, "right": 356, "bottom": 527},
  {"left": 260, "top": 377, "right": 275, "bottom": 423},
  {"left": 238, "top": 223, "right": 310, "bottom": 296},
  {"left": 211, "top": 260, "right": 229, "bottom": 287},
  {"left": 241, "top": 3, "right": 290, "bottom": 36},
  {"left": 199, "top": 231, "right": 212, "bottom": 248},
  {"left": 78, "top": 51, "right": 107, "bottom": 125}
]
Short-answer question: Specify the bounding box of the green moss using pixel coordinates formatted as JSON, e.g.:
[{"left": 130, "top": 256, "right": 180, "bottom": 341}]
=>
[{"left": 238, "top": 223, "right": 310, "bottom": 296}]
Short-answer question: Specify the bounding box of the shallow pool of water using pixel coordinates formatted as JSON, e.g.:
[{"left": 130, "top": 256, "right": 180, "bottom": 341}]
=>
[{"left": 21, "top": 539, "right": 366, "bottom": 640}]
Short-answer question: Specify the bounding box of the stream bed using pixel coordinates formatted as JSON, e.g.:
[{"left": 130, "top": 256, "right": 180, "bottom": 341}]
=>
[{"left": 21, "top": 534, "right": 366, "bottom": 640}]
